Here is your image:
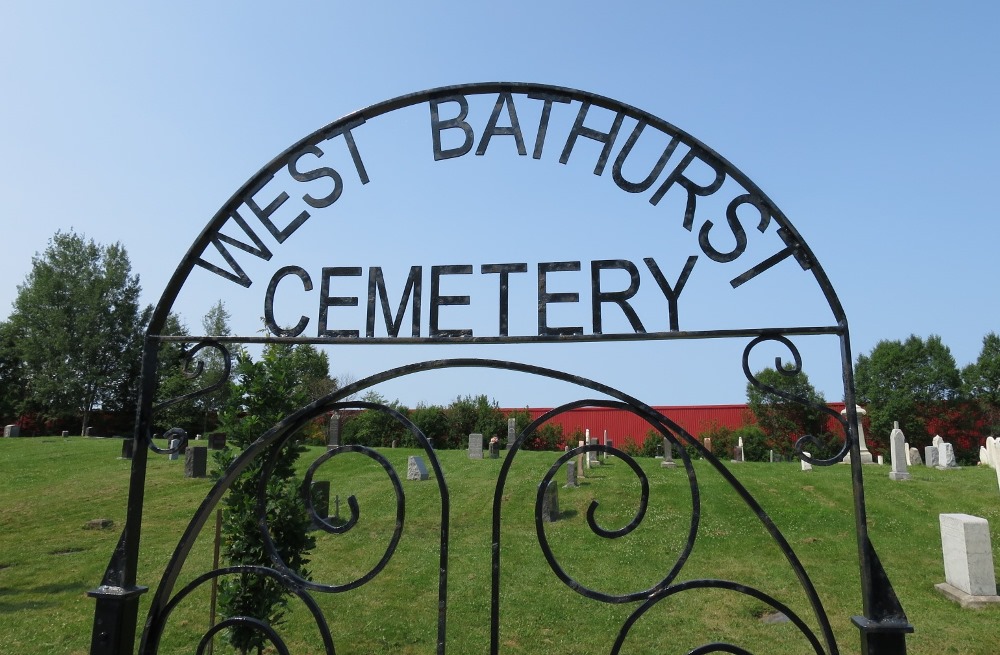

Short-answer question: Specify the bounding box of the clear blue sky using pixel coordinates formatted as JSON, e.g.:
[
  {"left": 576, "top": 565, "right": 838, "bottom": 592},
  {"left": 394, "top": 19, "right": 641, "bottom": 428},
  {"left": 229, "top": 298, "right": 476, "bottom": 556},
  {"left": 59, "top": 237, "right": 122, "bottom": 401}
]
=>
[{"left": 1, "top": 2, "right": 997, "bottom": 410}]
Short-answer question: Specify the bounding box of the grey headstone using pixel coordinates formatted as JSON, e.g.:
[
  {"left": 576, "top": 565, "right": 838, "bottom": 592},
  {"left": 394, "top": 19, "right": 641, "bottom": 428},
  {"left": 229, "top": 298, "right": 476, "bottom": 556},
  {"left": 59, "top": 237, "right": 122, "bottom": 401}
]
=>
[
  {"left": 541, "top": 480, "right": 559, "bottom": 523},
  {"left": 888, "top": 425, "right": 910, "bottom": 481},
  {"left": 565, "top": 461, "right": 578, "bottom": 487},
  {"left": 661, "top": 438, "right": 676, "bottom": 468},
  {"left": 168, "top": 438, "right": 180, "bottom": 461},
  {"left": 309, "top": 480, "right": 330, "bottom": 528},
  {"left": 327, "top": 412, "right": 341, "bottom": 448},
  {"left": 407, "top": 456, "right": 429, "bottom": 481},
  {"left": 184, "top": 446, "right": 208, "bottom": 478},
  {"left": 507, "top": 418, "right": 515, "bottom": 448},
  {"left": 4, "top": 424, "right": 20, "bottom": 437},
  {"left": 925, "top": 445, "right": 940, "bottom": 468},
  {"left": 85, "top": 427, "right": 93, "bottom": 437},
  {"left": 120, "top": 439, "right": 134, "bottom": 460},
  {"left": 909, "top": 447, "right": 923, "bottom": 467},
  {"left": 936, "top": 442, "right": 959, "bottom": 470},
  {"left": 587, "top": 436, "right": 600, "bottom": 467},
  {"left": 61, "top": 430, "right": 69, "bottom": 437},
  {"left": 468, "top": 433, "right": 484, "bottom": 459},
  {"left": 489, "top": 440, "right": 499, "bottom": 459},
  {"left": 732, "top": 445, "right": 744, "bottom": 463}
]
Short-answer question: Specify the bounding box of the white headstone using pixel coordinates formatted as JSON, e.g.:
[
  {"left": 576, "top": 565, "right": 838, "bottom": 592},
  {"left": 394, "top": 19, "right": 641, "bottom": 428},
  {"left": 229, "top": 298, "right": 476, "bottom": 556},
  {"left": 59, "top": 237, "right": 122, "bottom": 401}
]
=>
[
  {"left": 909, "top": 447, "right": 923, "bottom": 467},
  {"left": 840, "top": 405, "right": 873, "bottom": 464},
  {"left": 987, "top": 438, "right": 1000, "bottom": 494},
  {"left": 986, "top": 437, "right": 998, "bottom": 469},
  {"left": 877, "top": 455, "right": 884, "bottom": 466},
  {"left": 936, "top": 442, "right": 959, "bottom": 470},
  {"left": 981, "top": 446, "right": 991, "bottom": 467},
  {"left": 933, "top": 435, "right": 944, "bottom": 448},
  {"left": 935, "top": 513, "right": 1000, "bottom": 607},
  {"left": 925, "top": 445, "right": 940, "bottom": 468},
  {"left": 801, "top": 451, "right": 812, "bottom": 472},
  {"left": 904, "top": 442, "right": 912, "bottom": 466},
  {"left": 889, "top": 424, "right": 910, "bottom": 481}
]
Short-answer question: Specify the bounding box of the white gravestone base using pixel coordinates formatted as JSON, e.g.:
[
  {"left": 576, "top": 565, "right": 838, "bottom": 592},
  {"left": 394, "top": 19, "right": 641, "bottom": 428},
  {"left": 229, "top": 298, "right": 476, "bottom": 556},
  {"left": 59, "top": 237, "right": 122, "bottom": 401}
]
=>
[{"left": 935, "top": 513, "right": 1000, "bottom": 608}]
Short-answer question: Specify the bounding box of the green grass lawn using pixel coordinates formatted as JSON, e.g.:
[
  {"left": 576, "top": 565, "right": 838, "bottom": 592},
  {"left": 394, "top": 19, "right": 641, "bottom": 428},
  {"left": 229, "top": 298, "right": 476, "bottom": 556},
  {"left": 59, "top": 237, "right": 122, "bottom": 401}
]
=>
[{"left": 1, "top": 437, "right": 998, "bottom": 654}]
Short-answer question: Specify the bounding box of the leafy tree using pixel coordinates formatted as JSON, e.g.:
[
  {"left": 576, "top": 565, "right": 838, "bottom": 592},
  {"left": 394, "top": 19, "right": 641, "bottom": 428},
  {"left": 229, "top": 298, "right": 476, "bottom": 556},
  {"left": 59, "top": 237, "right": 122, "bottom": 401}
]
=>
[
  {"left": 151, "top": 313, "right": 204, "bottom": 434},
  {"left": 341, "top": 391, "right": 410, "bottom": 447},
  {"left": 0, "top": 321, "right": 29, "bottom": 424},
  {"left": 854, "top": 334, "right": 962, "bottom": 447},
  {"left": 409, "top": 403, "right": 449, "bottom": 447},
  {"left": 746, "top": 365, "right": 829, "bottom": 456},
  {"left": 214, "top": 341, "right": 324, "bottom": 654},
  {"left": 196, "top": 300, "right": 233, "bottom": 433},
  {"left": 446, "top": 395, "right": 506, "bottom": 449},
  {"left": 7, "top": 231, "right": 149, "bottom": 434},
  {"left": 963, "top": 332, "right": 1000, "bottom": 435}
]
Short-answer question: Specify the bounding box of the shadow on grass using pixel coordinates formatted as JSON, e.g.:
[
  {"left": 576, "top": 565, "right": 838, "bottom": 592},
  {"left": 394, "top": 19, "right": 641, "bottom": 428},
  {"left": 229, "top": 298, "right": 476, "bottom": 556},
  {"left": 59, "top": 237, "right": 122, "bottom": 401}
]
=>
[{"left": 0, "top": 581, "right": 87, "bottom": 614}]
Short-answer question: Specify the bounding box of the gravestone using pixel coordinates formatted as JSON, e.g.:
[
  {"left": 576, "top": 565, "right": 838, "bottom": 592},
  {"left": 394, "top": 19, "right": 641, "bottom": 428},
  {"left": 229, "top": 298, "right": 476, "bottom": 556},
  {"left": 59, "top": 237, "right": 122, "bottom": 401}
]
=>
[
  {"left": 168, "top": 439, "right": 180, "bottom": 461},
  {"left": 4, "top": 425, "right": 20, "bottom": 437},
  {"left": 207, "top": 432, "right": 226, "bottom": 450},
  {"left": 936, "top": 442, "right": 960, "bottom": 470},
  {"left": 576, "top": 440, "right": 585, "bottom": 478},
  {"left": 904, "top": 442, "right": 911, "bottom": 466},
  {"left": 732, "top": 445, "right": 744, "bottom": 463},
  {"left": 769, "top": 450, "right": 775, "bottom": 463},
  {"left": 507, "top": 418, "right": 515, "bottom": 449},
  {"left": 120, "top": 439, "right": 134, "bottom": 460},
  {"left": 586, "top": 431, "right": 599, "bottom": 468},
  {"left": 704, "top": 437, "right": 712, "bottom": 453},
  {"left": 840, "top": 405, "right": 873, "bottom": 464},
  {"left": 488, "top": 440, "right": 499, "bottom": 459},
  {"left": 935, "top": 513, "right": 1000, "bottom": 607},
  {"left": 85, "top": 427, "right": 94, "bottom": 437},
  {"left": 909, "top": 447, "right": 923, "bottom": 467},
  {"left": 925, "top": 445, "right": 940, "bottom": 468},
  {"left": 661, "top": 438, "right": 676, "bottom": 468},
  {"left": 801, "top": 451, "right": 812, "bottom": 472},
  {"left": 604, "top": 433, "right": 613, "bottom": 459},
  {"left": 327, "top": 412, "right": 341, "bottom": 448},
  {"left": 888, "top": 423, "right": 910, "bottom": 481},
  {"left": 980, "top": 446, "right": 990, "bottom": 467},
  {"left": 309, "top": 480, "right": 330, "bottom": 528},
  {"left": 184, "top": 446, "right": 207, "bottom": 478},
  {"left": 407, "top": 456, "right": 429, "bottom": 481},
  {"left": 541, "top": 480, "right": 559, "bottom": 523},
  {"left": 932, "top": 435, "right": 944, "bottom": 448},
  {"left": 468, "top": 433, "right": 484, "bottom": 460},
  {"left": 565, "top": 461, "right": 578, "bottom": 488},
  {"left": 877, "top": 455, "right": 884, "bottom": 466},
  {"left": 986, "top": 437, "right": 997, "bottom": 468},
  {"left": 987, "top": 438, "right": 1000, "bottom": 493},
  {"left": 61, "top": 430, "right": 69, "bottom": 437}
]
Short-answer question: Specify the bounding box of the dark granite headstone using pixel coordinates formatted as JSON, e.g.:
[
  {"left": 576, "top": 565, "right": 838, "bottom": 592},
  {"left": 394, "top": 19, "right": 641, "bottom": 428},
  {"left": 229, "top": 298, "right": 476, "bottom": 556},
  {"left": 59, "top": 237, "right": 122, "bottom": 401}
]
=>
[
  {"left": 489, "top": 441, "right": 499, "bottom": 459},
  {"left": 120, "top": 439, "right": 134, "bottom": 460},
  {"left": 208, "top": 432, "right": 226, "bottom": 450},
  {"left": 541, "top": 480, "right": 559, "bottom": 522},
  {"left": 327, "top": 412, "right": 341, "bottom": 448},
  {"left": 184, "top": 446, "right": 207, "bottom": 478}
]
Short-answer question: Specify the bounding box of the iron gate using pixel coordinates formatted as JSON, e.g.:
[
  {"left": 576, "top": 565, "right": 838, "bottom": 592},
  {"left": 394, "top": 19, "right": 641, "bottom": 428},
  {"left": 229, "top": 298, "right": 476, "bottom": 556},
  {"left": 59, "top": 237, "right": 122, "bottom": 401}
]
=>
[{"left": 89, "top": 83, "right": 911, "bottom": 654}]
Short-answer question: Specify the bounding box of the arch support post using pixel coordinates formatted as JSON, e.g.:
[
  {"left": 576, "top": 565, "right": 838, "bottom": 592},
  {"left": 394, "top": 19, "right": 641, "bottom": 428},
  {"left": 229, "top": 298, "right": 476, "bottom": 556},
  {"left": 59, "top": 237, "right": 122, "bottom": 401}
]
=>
[{"left": 88, "top": 584, "right": 148, "bottom": 655}]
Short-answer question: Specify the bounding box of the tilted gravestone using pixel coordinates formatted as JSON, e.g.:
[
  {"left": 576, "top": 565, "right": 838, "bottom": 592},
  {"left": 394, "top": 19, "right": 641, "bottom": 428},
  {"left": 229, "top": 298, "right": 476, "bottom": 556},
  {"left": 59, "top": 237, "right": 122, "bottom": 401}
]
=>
[
  {"left": 935, "top": 513, "right": 1000, "bottom": 607},
  {"left": 184, "top": 446, "right": 207, "bottom": 478},
  {"left": 407, "top": 455, "right": 429, "bottom": 481},
  {"left": 468, "top": 433, "right": 484, "bottom": 459}
]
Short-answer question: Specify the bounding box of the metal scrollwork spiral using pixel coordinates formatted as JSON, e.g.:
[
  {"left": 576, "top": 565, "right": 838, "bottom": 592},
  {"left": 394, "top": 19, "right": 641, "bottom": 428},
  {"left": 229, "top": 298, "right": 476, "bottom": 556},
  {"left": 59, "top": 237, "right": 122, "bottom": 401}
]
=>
[{"left": 742, "top": 335, "right": 849, "bottom": 466}]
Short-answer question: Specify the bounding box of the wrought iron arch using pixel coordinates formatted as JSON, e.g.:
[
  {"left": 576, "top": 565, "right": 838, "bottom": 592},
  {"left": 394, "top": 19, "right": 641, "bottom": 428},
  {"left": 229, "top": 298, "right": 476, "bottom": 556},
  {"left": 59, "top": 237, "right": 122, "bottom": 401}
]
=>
[{"left": 89, "top": 83, "right": 911, "bottom": 655}]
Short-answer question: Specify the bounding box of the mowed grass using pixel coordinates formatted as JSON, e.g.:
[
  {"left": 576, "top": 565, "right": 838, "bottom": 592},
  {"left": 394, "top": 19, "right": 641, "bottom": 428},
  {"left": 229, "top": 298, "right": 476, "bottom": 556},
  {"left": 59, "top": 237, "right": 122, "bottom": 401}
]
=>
[{"left": 1, "top": 437, "right": 998, "bottom": 655}]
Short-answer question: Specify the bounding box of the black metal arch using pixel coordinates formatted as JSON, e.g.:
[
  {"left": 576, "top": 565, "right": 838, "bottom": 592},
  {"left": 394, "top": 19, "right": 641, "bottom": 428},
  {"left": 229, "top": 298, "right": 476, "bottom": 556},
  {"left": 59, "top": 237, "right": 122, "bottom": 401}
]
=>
[{"left": 89, "top": 83, "right": 911, "bottom": 655}]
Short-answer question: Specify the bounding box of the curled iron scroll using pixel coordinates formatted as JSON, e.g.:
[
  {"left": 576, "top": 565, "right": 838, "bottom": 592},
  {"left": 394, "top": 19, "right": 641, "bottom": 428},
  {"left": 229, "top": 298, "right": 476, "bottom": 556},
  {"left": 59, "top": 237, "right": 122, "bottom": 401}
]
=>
[{"left": 742, "top": 335, "right": 849, "bottom": 466}]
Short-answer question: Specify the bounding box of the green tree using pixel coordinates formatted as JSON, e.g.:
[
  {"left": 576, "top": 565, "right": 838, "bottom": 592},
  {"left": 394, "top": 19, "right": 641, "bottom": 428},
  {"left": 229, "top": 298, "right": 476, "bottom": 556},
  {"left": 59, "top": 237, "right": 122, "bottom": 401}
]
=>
[
  {"left": 0, "top": 321, "right": 29, "bottom": 424},
  {"left": 854, "top": 334, "right": 962, "bottom": 447},
  {"left": 962, "top": 332, "right": 1000, "bottom": 434},
  {"left": 446, "top": 394, "right": 506, "bottom": 449},
  {"left": 746, "top": 365, "right": 829, "bottom": 456},
  {"left": 342, "top": 391, "right": 410, "bottom": 447},
  {"left": 7, "top": 231, "right": 149, "bottom": 434},
  {"left": 196, "top": 300, "right": 233, "bottom": 433},
  {"left": 151, "top": 313, "right": 204, "bottom": 435},
  {"left": 214, "top": 342, "right": 323, "bottom": 654},
  {"left": 409, "top": 403, "right": 449, "bottom": 447}
]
